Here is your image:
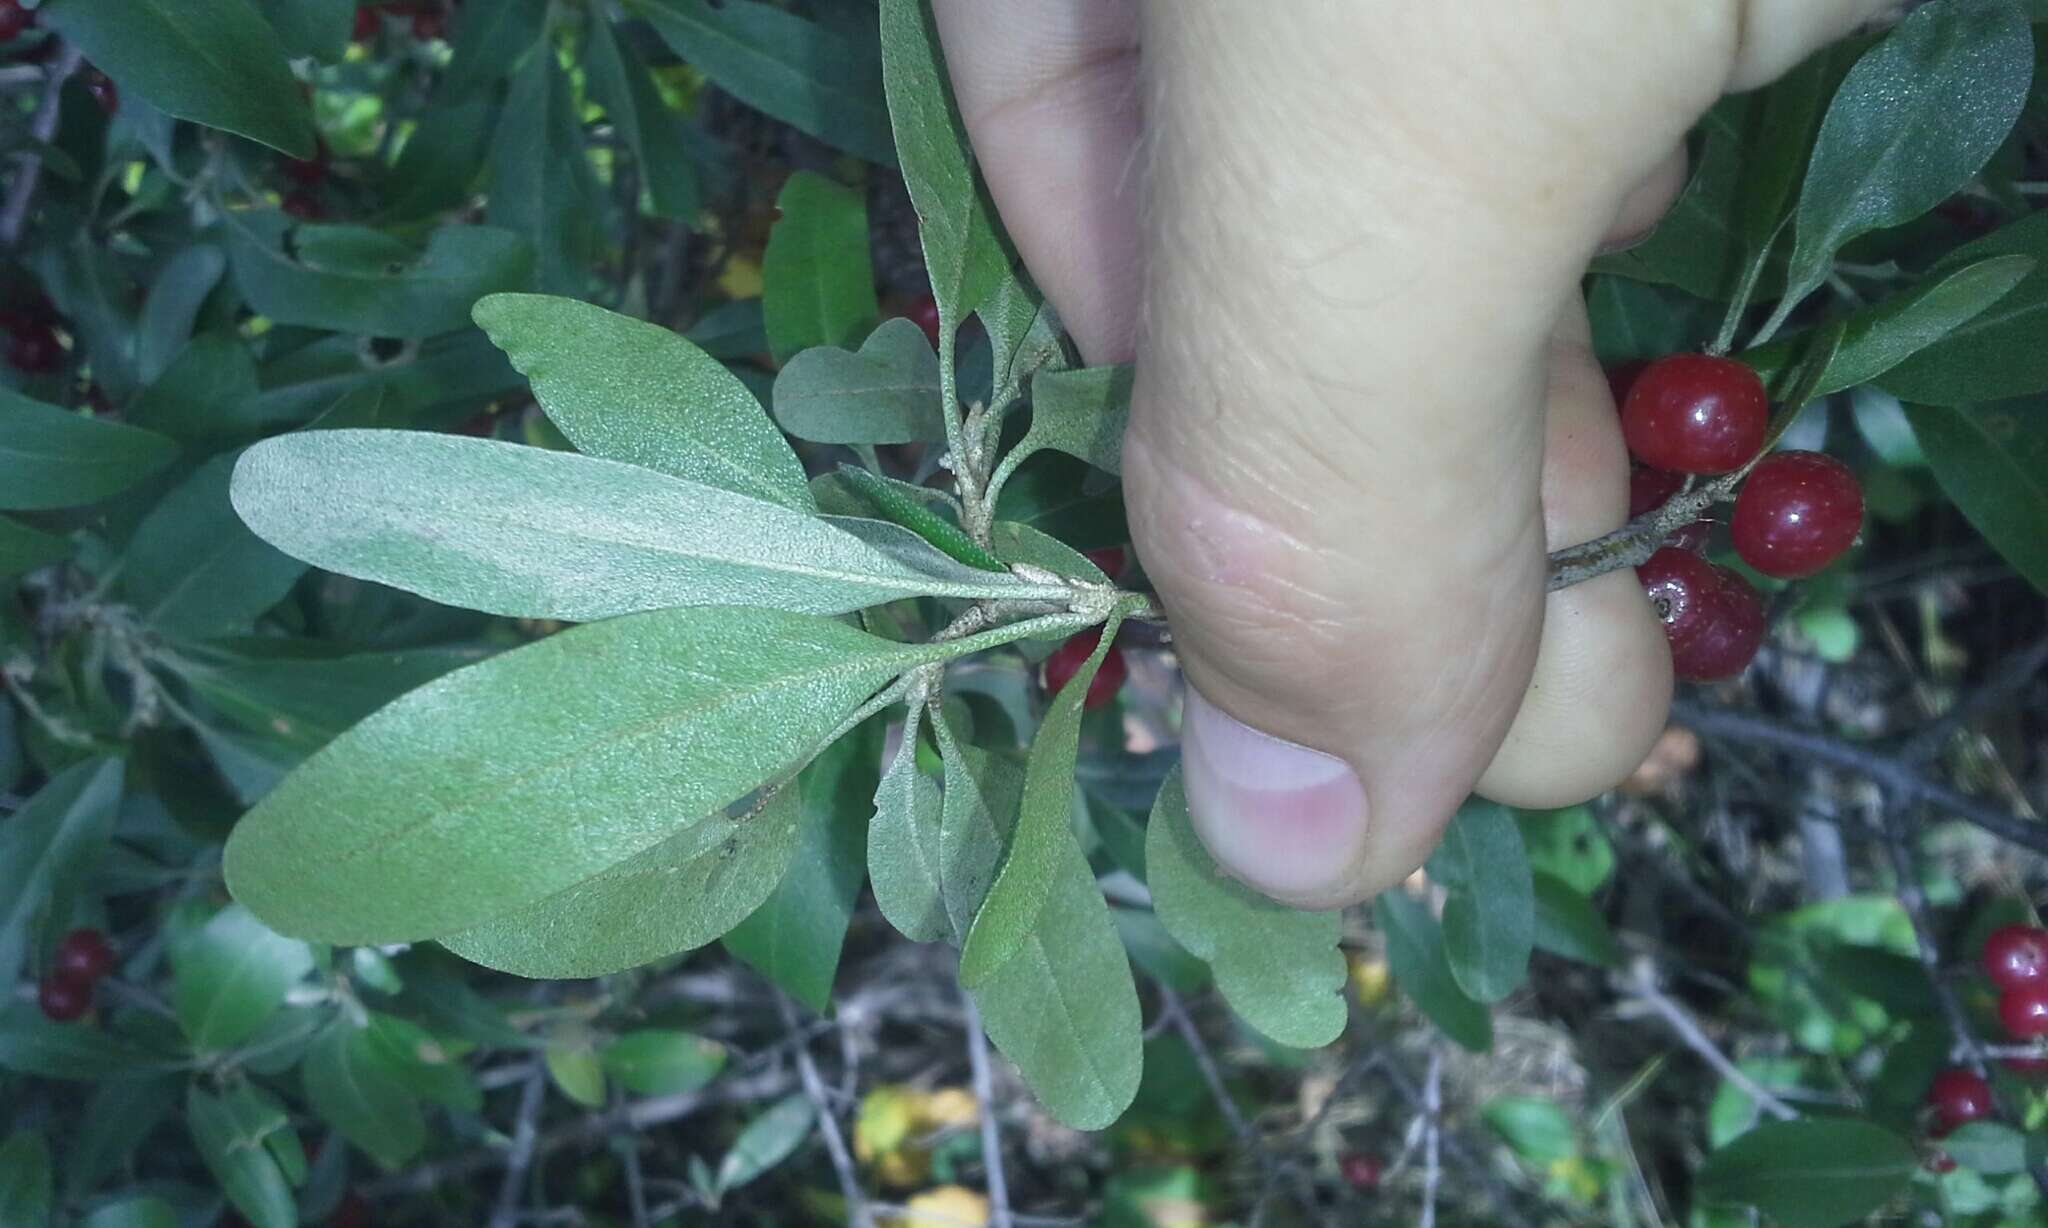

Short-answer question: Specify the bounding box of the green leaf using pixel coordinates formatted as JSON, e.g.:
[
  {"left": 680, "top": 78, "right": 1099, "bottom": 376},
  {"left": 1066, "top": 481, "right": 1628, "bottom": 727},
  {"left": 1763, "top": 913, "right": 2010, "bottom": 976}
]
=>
[
  {"left": 1593, "top": 102, "right": 1748, "bottom": 300},
  {"left": 118, "top": 455, "right": 307, "bottom": 639},
  {"left": 716, "top": 1093, "right": 817, "bottom": 1192},
  {"left": 0, "top": 389, "right": 178, "bottom": 511},
  {"left": 1020, "top": 364, "right": 1130, "bottom": 475},
  {"left": 723, "top": 730, "right": 881, "bottom": 1012},
  {"left": 1481, "top": 1096, "right": 1577, "bottom": 1164},
  {"left": 762, "top": 172, "right": 880, "bottom": 364},
  {"left": 867, "top": 707, "right": 949, "bottom": 943},
  {"left": 546, "top": 1042, "right": 608, "bottom": 1108},
  {"left": 1112, "top": 908, "right": 1212, "bottom": 995},
  {"left": 0, "top": 1004, "right": 173, "bottom": 1080},
  {"left": 230, "top": 431, "right": 1062, "bottom": 622},
  {"left": 81, "top": 1197, "right": 179, "bottom": 1228},
  {"left": 39, "top": 0, "right": 315, "bottom": 157},
  {"left": 1902, "top": 400, "right": 2048, "bottom": 593},
  {"left": 636, "top": 0, "right": 894, "bottom": 166},
  {"left": 993, "top": 454, "right": 1129, "bottom": 552},
  {"left": 958, "top": 612, "right": 1124, "bottom": 986},
  {"left": 489, "top": 44, "right": 602, "bottom": 296},
  {"left": 474, "top": 293, "right": 811, "bottom": 511},
  {"left": 583, "top": 16, "right": 701, "bottom": 221},
  {"left": 834, "top": 464, "right": 1007, "bottom": 573},
  {"left": 225, "top": 217, "right": 535, "bottom": 341},
  {"left": 1745, "top": 256, "right": 2034, "bottom": 398},
  {"left": 379, "top": 97, "right": 494, "bottom": 223},
  {"left": 989, "top": 520, "right": 1108, "bottom": 585},
  {"left": 1375, "top": 890, "right": 1492, "bottom": 1052},
  {"left": 0, "top": 517, "right": 68, "bottom": 577},
  {"left": 1530, "top": 873, "right": 1621, "bottom": 968},
  {"left": 1881, "top": 210, "right": 2048, "bottom": 404},
  {"left": 879, "top": 0, "right": 1009, "bottom": 322},
  {"left": 127, "top": 334, "right": 262, "bottom": 443},
  {"left": 602, "top": 1029, "right": 728, "bottom": 1096},
  {"left": 1696, "top": 1117, "right": 1916, "bottom": 1228},
  {"left": 1776, "top": 0, "right": 2033, "bottom": 316},
  {"left": 0, "top": 1130, "right": 52, "bottom": 1228},
  {"left": 136, "top": 245, "right": 229, "bottom": 384},
  {"left": 66, "top": 1080, "right": 180, "bottom": 1197},
  {"left": 1942, "top": 1120, "right": 2044, "bottom": 1174},
  {"left": 254, "top": 0, "right": 353, "bottom": 62},
  {"left": 187, "top": 1085, "right": 297, "bottom": 1228},
  {"left": 172, "top": 642, "right": 484, "bottom": 755},
  {"left": 1426, "top": 800, "right": 1534, "bottom": 1004},
  {"left": 171, "top": 904, "right": 315, "bottom": 1050},
  {"left": 1146, "top": 766, "right": 1346, "bottom": 1048},
  {"left": 771, "top": 320, "right": 945, "bottom": 445},
  {"left": 442, "top": 784, "right": 803, "bottom": 978},
  {"left": 224, "top": 606, "right": 948, "bottom": 944},
  {"left": 979, "top": 276, "right": 1067, "bottom": 413},
  {"left": 970, "top": 806, "right": 1144, "bottom": 1130},
  {"left": 439, "top": 0, "right": 549, "bottom": 101},
  {"left": 0, "top": 758, "right": 123, "bottom": 997},
  {"left": 1514, "top": 805, "right": 1613, "bottom": 895},
  {"left": 933, "top": 717, "right": 1025, "bottom": 940},
  {"left": 301, "top": 1019, "right": 426, "bottom": 1170}
]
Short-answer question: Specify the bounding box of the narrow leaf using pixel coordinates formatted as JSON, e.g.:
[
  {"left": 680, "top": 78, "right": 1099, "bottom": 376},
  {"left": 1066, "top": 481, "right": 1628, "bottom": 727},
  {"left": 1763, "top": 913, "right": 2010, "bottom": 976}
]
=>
[
  {"left": 226, "top": 217, "right": 534, "bottom": 341},
  {"left": 835, "top": 464, "right": 1007, "bottom": 572},
  {"left": 1375, "top": 890, "right": 1492, "bottom": 1052},
  {"left": 170, "top": 904, "right": 315, "bottom": 1051},
  {"left": 0, "top": 758, "right": 123, "bottom": 997},
  {"left": 1881, "top": 210, "right": 2048, "bottom": 404},
  {"left": 186, "top": 1086, "right": 296, "bottom": 1228},
  {"left": 1531, "top": 873, "right": 1621, "bottom": 968},
  {"left": 119, "top": 455, "right": 307, "bottom": 639},
  {"left": 1022, "top": 364, "right": 1131, "bottom": 475},
  {"left": 1696, "top": 1117, "right": 1916, "bottom": 1228},
  {"left": 716, "top": 1094, "right": 817, "bottom": 1192},
  {"left": 1902, "top": 399, "right": 2048, "bottom": 593},
  {"left": 602, "top": 1030, "right": 727, "bottom": 1097},
  {"left": 1426, "top": 801, "right": 1535, "bottom": 1004},
  {"left": 0, "top": 517, "right": 68, "bottom": 578},
  {"left": 933, "top": 716, "right": 1025, "bottom": 940},
  {"left": 763, "top": 172, "right": 880, "bottom": 364},
  {"left": 301, "top": 1019, "right": 426, "bottom": 1169},
  {"left": 0, "top": 389, "right": 177, "bottom": 511},
  {"left": 0, "top": 1130, "right": 52, "bottom": 1228},
  {"left": 583, "top": 17, "right": 701, "bottom": 221},
  {"left": 867, "top": 707, "right": 949, "bottom": 943}
]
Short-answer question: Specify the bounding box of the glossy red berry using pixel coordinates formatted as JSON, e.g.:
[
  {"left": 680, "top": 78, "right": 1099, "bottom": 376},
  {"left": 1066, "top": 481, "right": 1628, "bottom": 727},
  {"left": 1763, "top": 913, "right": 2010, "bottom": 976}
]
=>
[
  {"left": 1982, "top": 925, "right": 2048, "bottom": 991},
  {"left": 1339, "top": 1152, "right": 1382, "bottom": 1191},
  {"left": 7, "top": 327, "right": 62, "bottom": 373},
  {"left": 352, "top": 5, "right": 380, "bottom": 39},
  {"left": 0, "top": 0, "right": 33, "bottom": 40},
  {"left": 906, "top": 292, "right": 941, "bottom": 350},
  {"left": 37, "top": 973, "right": 91, "bottom": 1022},
  {"left": 1628, "top": 464, "right": 1684, "bottom": 518},
  {"left": 2001, "top": 985, "right": 2048, "bottom": 1039},
  {"left": 1621, "top": 354, "right": 1769, "bottom": 475},
  {"left": 1081, "top": 546, "right": 1126, "bottom": 579},
  {"left": 1730, "top": 451, "right": 1863, "bottom": 578},
  {"left": 1042, "top": 628, "right": 1126, "bottom": 711},
  {"left": 1637, "top": 548, "right": 1765, "bottom": 682},
  {"left": 54, "top": 928, "right": 116, "bottom": 982},
  {"left": 282, "top": 190, "right": 326, "bottom": 220},
  {"left": 1927, "top": 1068, "right": 1994, "bottom": 1132}
]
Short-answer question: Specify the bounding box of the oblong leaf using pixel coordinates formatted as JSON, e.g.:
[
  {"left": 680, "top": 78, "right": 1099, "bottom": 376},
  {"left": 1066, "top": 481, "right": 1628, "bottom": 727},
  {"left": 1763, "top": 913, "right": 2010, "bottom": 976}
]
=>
[
  {"left": 119, "top": 455, "right": 307, "bottom": 639},
  {"left": 230, "top": 431, "right": 1063, "bottom": 622},
  {"left": 186, "top": 1087, "right": 295, "bottom": 1228},
  {"left": 224, "top": 606, "right": 935, "bottom": 944},
  {"left": 1147, "top": 766, "right": 1346, "bottom": 1048},
  {"left": 301, "top": 1019, "right": 426, "bottom": 1170},
  {"left": 1375, "top": 890, "right": 1492, "bottom": 1053},
  {"left": 1903, "top": 400, "right": 2047, "bottom": 593},
  {"left": 0, "top": 758, "right": 124, "bottom": 996},
  {"left": 170, "top": 904, "right": 315, "bottom": 1051},
  {"left": 0, "top": 517, "right": 68, "bottom": 578},
  {"left": 772, "top": 319, "right": 945, "bottom": 445},
  {"left": 1022, "top": 364, "right": 1131, "bottom": 475},
  {"left": 40, "top": 0, "right": 315, "bottom": 157},
  {"left": 866, "top": 710, "right": 949, "bottom": 943},
  {"left": 1427, "top": 800, "right": 1535, "bottom": 1004},
  {"left": 0, "top": 390, "right": 178, "bottom": 511},
  {"left": 442, "top": 786, "right": 803, "bottom": 978},
  {"left": 1530, "top": 873, "right": 1620, "bottom": 969},
  {"left": 473, "top": 294, "right": 809, "bottom": 511},
  {"left": 225, "top": 218, "right": 534, "bottom": 341},
  {"left": 1881, "top": 210, "right": 2048, "bottom": 404},
  {"left": 763, "top": 172, "right": 879, "bottom": 364},
  {"left": 1697, "top": 1117, "right": 1916, "bottom": 1228}
]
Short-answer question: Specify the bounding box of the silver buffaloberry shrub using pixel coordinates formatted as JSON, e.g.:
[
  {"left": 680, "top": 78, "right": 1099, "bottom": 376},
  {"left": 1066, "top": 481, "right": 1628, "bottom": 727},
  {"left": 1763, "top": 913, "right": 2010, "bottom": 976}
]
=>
[{"left": 2, "top": 1, "right": 2047, "bottom": 1224}]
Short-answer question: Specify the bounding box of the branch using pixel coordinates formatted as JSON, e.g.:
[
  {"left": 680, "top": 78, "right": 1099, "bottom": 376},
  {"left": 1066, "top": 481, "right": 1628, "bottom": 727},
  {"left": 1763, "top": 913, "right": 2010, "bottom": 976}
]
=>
[
  {"left": 0, "top": 44, "right": 83, "bottom": 249},
  {"left": 1899, "top": 633, "right": 2048, "bottom": 765},
  {"left": 777, "top": 993, "right": 873, "bottom": 1228},
  {"left": 1623, "top": 960, "right": 1797, "bottom": 1121},
  {"left": 959, "top": 991, "right": 1014, "bottom": 1228},
  {"left": 488, "top": 1073, "right": 547, "bottom": 1228},
  {"left": 1417, "top": 1052, "right": 1442, "bottom": 1228},
  {"left": 1672, "top": 700, "right": 2048, "bottom": 855}
]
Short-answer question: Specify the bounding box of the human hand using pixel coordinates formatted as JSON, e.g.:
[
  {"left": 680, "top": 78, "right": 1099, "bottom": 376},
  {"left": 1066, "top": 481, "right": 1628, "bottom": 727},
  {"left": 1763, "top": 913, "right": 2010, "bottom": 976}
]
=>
[{"left": 934, "top": 1, "right": 1896, "bottom": 907}]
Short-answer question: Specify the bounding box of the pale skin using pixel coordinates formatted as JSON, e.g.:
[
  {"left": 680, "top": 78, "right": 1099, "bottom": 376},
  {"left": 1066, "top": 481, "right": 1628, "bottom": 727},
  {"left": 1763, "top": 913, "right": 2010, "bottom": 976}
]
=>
[{"left": 933, "top": 0, "right": 1898, "bottom": 908}]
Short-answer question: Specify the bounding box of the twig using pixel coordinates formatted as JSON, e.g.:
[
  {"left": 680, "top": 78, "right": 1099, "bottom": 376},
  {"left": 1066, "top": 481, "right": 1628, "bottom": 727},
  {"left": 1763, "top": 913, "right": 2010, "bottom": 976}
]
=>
[
  {"left": 1900, "top": 634, "right": 2048, "bottom": 765},
  {"left": 1673, "top": 701, "right": 2048, "bottom": 855},
  {"left": 489, "top": 1073, "right": 547, "bottom": 1228},
  {"left": 959, "top": 991, "right": 1014, "bottom": 1228},
  {"left": 617, "top": 1112, "right": 651, "bottom": 1228},
  {"left": 1623, "top": 960, "right": 1797, "bottom": 1121},
  {"left": 1158, "top": 988, "right": 1252, "bottom": 1142},
  {"left": 1377, "top": 1057, "right": 1548, "bottom": 1228},
  {"left": 1418, "top": 1051, "right": 1442, "bottom": 1228},
  {"left": 777, "top": 992, "right": 873, "bottom": 1228},
  {"left": 0, "top": 44, "right": 82, "bottom": 248}
]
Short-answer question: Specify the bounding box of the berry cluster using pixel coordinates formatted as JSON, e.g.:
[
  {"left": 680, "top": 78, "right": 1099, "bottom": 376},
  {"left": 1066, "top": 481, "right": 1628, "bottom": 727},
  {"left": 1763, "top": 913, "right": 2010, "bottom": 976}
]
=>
[
  {"left": 1615, "top": 355, "right": 1865, "bottom": 682},
  {"left": 1041, "top": 548, "right": 1133, "bottom": 710},
  {"left": 1, "top": 291, "right": 65, "bottom": 374},
  {"left": 1984, "top": 923, "right": 2048, "bottom": 1040},
  {"left": 37, "top": 927, "right": 116, "bottom": 1023}
]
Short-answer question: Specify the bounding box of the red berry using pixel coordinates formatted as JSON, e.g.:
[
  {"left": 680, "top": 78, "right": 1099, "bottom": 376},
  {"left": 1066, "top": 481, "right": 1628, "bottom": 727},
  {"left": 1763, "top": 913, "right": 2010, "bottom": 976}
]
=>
[
  {"left": 2004, "top": 1056, "right": 2048, "bottom": 1077},
  {"left": 906, "top": 293, "right": 941, "bottom": 350},
  {"left": 1729, "top": 451, "right": 1863, "bottom": 578},
  {"left": 1081, "top": 546, "right": 1126, "bottom": 579},
  {"left": 1637, "top": 548, "right": 1765, "bottom": 682},
  {"left": 1982, "top": 925, "right": 2048, "bottom": 992},
  {"left": 1926, "top": 1150, "right": 1957, "bottom": 1174},
  {"left": 1605, "top": 361, "right": 1648, "bottom": 410},
  {"left": 1621, "top": 354, "right": 1769, "bottom": 475},
  {"left": 282, "top": 190, "right": 326, "bottom": 220},
  {"left": 7, "top": 327, "right": 62, "bottom": 373},
  {"left": 1628, "top": 464, "right": 1684, "bottom": 518},
  {"left": 411, "top": 8, "right": 445, "bottom": 39},
  {"left": 1042, "top": 628, "right": 1126, "bottom": 711},
  {"left": 285, "top": 142, "right": 331, "bottom": 186},
  {"left": 2001, "top": 985, "right": 2048, "bottom": 1039},
  {"left": 1340, "top": 1152, "right": 1381, "bottom": 1190},
  {"left": 53, "top": 928, "right": 116, "bottom": 982},
  {"left": 352, "top": 5, "right": 380, "bottom": 39},
  {"left": 1927, "top": 1068, "right": 1994, "bottom": 1132},
  {"left": 0, "top": 0, "right": 32, "bottom": 40},
  {"left": 1664, "top": 521, "right": 1711, "bottom": 554},
  {"left": 37, "top": 973, "right": 91, "bottom": 1022}
]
